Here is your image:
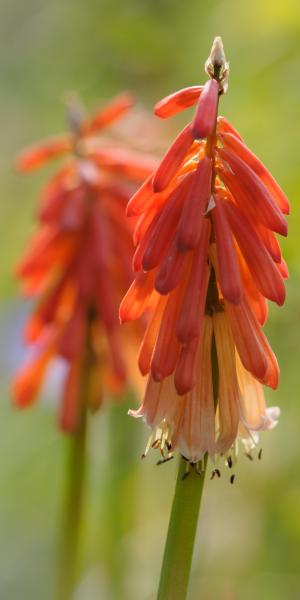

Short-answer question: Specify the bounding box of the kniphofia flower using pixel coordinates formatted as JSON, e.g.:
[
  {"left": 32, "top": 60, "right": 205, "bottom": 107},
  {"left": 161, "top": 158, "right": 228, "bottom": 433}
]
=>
[
  {"left": 12, "top": 93, "right": 157, "bottom": 431},
  {"left": 120, "top": 38, "right": 288, "bottom": 466}
]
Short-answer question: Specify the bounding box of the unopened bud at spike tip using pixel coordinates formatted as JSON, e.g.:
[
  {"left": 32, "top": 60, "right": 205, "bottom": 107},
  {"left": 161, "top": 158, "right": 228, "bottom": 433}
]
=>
[
  {"left": 205, "top": 36, "right": 229, "bottom": 94},
  {"left": 209, "top": 36, "right": 226, "bottom": 68}
]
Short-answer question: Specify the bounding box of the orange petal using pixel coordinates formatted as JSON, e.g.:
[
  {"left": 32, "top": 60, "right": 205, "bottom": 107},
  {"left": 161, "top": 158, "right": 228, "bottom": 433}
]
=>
[
  {"left": 119, "top": 270, "right": 157, "bottom": 323},
  {"left": 16, "top": 136, "right": 71, "bottom": 172},
  {"left": 174, "top": 336, "right": 199, "bottom": 395},
  {"left": 153, "top": 123, "right": 194, "bottom": 192},
  {"left": 154, "top": 86, "right": 203, "bottom": 118},
  {"left": 213, "top": 312, "right": 240, "bottom": 453},
  {"left": 212, "top": 194, "right": 243, "bottom": 303},
  {"left": 177, "top": 156, "right": 212, "bottom": 249},
  {"left": 191, "top": 79, "right": 219, "bottom": 139},
  {"left": 277, "top": 257, "right": 289, "bottom": 279},
  {"left": 12, "top": 344, "right": 54, "bottom": 407},
  {"left": 83, "top": 92, "right": 134, "bottom": 134},
  {"left": 126, "top": 174, "right": 153, "bottom": 216},
  {"left": 236, "top": 354, "right": 267, "bottom": 430},
  {"left": 237, "top": 252, "right": 268, "bottom": 325},
  {"left": 150, "top": 287, "right": 182, "bottom": 382},
  {"left": 217, "top": 147, "right": 287, "bottom": 236},
  {"left": 219, "top": 132, "right": 290, "bottom": 214},
  {"left": 177, "top": 316, "right": 215, "bottom": 461},
  {"left": 91, "top": 147, "right": 157, "bottom": 181},
  {"left": 217, "top": 116, "right": 243, "bottom": 141},
  {"left": 225, "top": 297, "right": 268, "bottom": 381},
  {"left": 155, "top": 238, "right": 187, "bottom": 295},
  {"left": 176, "top": 219, "right": 211, "bottom": 343},
  {"left": 59, "top": 305, "right": 85, "bottom": 360},
  {"left": 224, "top": 200, "right": 286, "bottom": 306},
  {"left": 142, "top": 174, "right": 192, "bottom": 271},
  {"left": 138, "top": 296, "right": 168, "bottom": 375}
]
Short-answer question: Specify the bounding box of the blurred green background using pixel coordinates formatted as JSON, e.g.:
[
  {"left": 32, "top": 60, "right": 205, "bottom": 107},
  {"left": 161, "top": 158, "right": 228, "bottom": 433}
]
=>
[{"left": 1, "top": 0, "right": 300, "bottom": 598}]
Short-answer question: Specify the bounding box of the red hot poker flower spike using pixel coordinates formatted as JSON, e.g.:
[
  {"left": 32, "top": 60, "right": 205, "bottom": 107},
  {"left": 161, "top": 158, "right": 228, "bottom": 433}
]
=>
[
  {"left": 120, "top": 37, "right": 289, "bottom": 465},
  {"left": 12, "top": 94, "right": 157, "bottom": 432}
]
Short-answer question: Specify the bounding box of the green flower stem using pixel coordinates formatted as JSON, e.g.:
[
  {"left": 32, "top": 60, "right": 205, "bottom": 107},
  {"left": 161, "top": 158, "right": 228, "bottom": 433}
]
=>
[
  {"left": 157, "top": 454, "right": 207, "bottom": 600},
  {"left": 57, "top": 318, "right": 93, "bottom": 600},
  {"left": 157, "top": 333, "right": 218, "bottom": 600},
  {"left": 103, "top": 398, "right": 140, "bottom": 600},
  {"left": 57, "top": 408, "right": 87, "bottom": 600}
]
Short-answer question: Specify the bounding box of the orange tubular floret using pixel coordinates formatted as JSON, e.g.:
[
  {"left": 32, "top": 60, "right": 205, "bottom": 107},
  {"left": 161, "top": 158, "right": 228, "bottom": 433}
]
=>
[
  {"left": 16, "top": 136, "right": 71, "bottom": 172},
  {"left": 225, "top": 298, "right": 269, "bottom": 381},
  {"left": 258, "top": 334, "right": 279, "bottom": 390},
  {"left": 224, "top": 201, "right": 286, "bottom": 306},
  {"left": 132, "top": 213, "right": 160, "bottom": 272},
  {"left": 219, "top": 132, "right": 290, "bottom": 215},
  {"left": 176, "top": 220, "right": 211, "bottom": 343},
  {"left": 12, "top": 342, "right": 54, "bottom": 407},
  {"left": 177, "top": 157, "right": 212, "bottom": 249},
  {"left": 213, "top": 312, "right": 240, "bottom": 453},
  {"left": 212, "top": 195, "right": 243, "bottom": 304},
  {"left": 150, "top": 288, "right": 181, "bottom": 382},
  {"left": 154, "top": 86, "right": 203, "bottom": 118},
  {"left": 217, "top": 116, "right": 243, "bottom": 141},
  {"left": 138, "top": 296, "right": 167, "bottom": 375},
  {"left": 91, "top": 147, "right": 157, "bottom": 181},
  {"left": 126, "top": 174, "right": 153, "bottom": 216},
  {"left": 277, "top": 258, "right": 289, "bottom": 279},
  {"left": 253, "top": 222, "right": 282, "bottom": 264},
  {"left": 142, "top": 174, "right": 193, "bottom": 271},
  {"left": 155, "top": 238, "right": 187, "bottom": 295},
  {"left": 178, "top": 316, "right": 215, "bottom": 461},
  {"left": 153, "top": 123, "right": 194, "bottom": 192},
  {"left": 59, "top": 306, "right": 85, "bottom": 360},
  {"left": 191, "top": 79, "right": 219, "bottom": 139},
  {"left": 83, "top": 92, "right": 135, "bottom": 134},
  {"left": 217, "top": 147, "right": 287, "bottom": 237},
  {"left": 174, "top": 336, "right": 199, "bottom": 395},
  {"left": 119, "top": 270, "right": 157, "bottom": 323},
  {"left": 237, "top": 252, "right": 268, "bottom": 325}
]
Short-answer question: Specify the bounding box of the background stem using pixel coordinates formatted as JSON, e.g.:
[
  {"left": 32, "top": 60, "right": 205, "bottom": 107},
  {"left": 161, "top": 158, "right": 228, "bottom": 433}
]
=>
[{"left": 57, "top": 409, "right": 87, "bottom": 600}]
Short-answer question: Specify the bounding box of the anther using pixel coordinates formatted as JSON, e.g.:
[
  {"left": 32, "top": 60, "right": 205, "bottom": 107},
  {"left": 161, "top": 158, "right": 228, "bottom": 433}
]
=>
[
  {"left": 230, "top": 474, "right": 236, "bottom": 484},
  {"left": 156, "top": 456, "right": 174, "bottom": 466},
  {"left": 227, "top": 456, "right": 233, "bottom": 469},
  {"left": 245, "top": 453, "right": 253, "bottom": 461},
  {"left": 210, "top": 468, "right": 221, "bottom": 480},
  {"left": 258, "top": 448, "right": 263, "bottom": 460}
]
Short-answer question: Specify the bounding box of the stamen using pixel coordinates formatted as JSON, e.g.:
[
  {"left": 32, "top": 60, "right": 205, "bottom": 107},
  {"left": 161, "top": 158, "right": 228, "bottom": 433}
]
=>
[
  {"left": 157, "top": 456, "right": 174, "bottom": 466},
  {"left": 210, "top": 468, "right": 221, "bottom": 480},
  {"left": 182, "top": 462, "right": 191, "bottom": 480}
]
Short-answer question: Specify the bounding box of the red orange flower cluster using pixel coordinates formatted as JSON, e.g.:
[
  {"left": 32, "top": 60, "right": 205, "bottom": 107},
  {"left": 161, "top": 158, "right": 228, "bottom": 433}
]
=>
[
  {"left": 120, "top": 39, "right": 288, "bottom": 463},
  {"left": 12, "top": 93, "right": 157, "bottom": 431}
]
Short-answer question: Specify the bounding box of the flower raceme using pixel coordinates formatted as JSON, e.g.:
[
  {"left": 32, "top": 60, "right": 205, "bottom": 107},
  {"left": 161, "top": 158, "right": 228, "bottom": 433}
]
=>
[
  {"left": 120, "top": 39, "right": 288, "bottom": 464},
  {"left": 12, "top": 94, "right": 157, "bottom": 432}
]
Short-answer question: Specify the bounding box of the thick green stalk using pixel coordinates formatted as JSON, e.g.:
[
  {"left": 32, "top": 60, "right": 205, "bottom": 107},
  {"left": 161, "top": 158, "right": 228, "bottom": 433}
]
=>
[
  {"left": 157, "top": 454, "right": 207, "bottom": 600},
  {"left": 157, "top": 326, "right": 219, "bottom": 600}
]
